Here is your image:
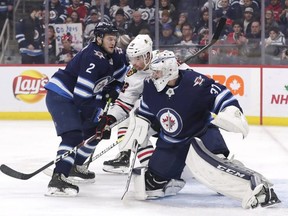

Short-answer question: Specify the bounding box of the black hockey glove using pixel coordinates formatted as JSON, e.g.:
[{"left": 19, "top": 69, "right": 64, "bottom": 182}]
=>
[
  {"left": 105, "top": 88, "right": 120, "bottom": 103},
  {"left": 95, "top": 115, "right": 117, "bottom": 140}
]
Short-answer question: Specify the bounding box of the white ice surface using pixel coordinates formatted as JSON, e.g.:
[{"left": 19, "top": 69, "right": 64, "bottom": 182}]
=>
[{"left": 0, "top": 121, "right": 287, "bottom": 216}]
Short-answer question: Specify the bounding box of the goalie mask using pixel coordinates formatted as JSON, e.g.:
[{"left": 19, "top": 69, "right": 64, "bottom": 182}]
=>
[
  {"left": 126, "top": 34, "right": 153, "bottom": 69},
  {"left": 150, "top": 50, "right": 179, "bottom": 92}
]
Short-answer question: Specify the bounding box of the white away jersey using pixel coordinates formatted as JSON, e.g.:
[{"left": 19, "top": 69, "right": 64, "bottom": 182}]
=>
[{"left": 108, "top": 65, "right": 152, "bottom": 120}]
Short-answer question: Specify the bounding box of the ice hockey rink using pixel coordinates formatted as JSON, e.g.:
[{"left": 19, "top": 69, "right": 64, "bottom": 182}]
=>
[{"left": 0, "top": 120, "right": 287, "bottom": 216}]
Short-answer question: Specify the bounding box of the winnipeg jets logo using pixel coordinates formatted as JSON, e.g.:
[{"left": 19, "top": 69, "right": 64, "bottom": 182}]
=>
[
  {"left": 193, "top": 75, "right": 205, "bottom": 86},
  {"left": 162, "top": 111, "right": 175, "bottom": 131},
  {"left": 157, "top": 108, "right": 182, "bottom": 136},
  {"left": 94, "top": 51, "right": 105, "bottom": 59}
]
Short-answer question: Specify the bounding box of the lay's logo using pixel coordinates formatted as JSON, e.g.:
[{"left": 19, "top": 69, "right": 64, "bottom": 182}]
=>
[{"left": 12, "top": 70, "right": 49, "bottom": 104}]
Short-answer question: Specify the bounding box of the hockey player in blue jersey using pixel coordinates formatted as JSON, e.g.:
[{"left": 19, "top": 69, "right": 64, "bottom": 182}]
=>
[
  {"left": 44, "top": 22, "right": 129, "bottom": 197},
  {"left": 125, "top": 50, "right": 280, "bottom": 209}
]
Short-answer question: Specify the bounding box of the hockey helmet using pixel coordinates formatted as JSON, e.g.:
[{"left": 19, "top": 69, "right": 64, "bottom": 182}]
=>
[
  {"left": 126, "top": 34, "right": 153, "bottom": 58},
  {"left": 93, "top": 22, "right": 118, "bottom": 38},
  {"left": 150, "top": 50, "right": 179, "bottom": 92},
  {"left": 126, "top": 34, "right": 153, "bottom": 68}
]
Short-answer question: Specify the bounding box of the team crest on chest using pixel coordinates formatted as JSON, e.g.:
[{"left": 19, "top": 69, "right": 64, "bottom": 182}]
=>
[
  {"left": 127, "top": 67, "right": 137, "bottom": 77},
  {"left": 157, "top": 108, "right": 183, "bottom": 137}
]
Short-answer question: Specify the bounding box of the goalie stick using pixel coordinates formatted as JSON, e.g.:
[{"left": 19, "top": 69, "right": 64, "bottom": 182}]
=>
[
  {"left": 182, "top": 17, "right": 226, "bottom": 63},
  {"left": 121, "top": 140, "right": 139, "bottom": 200},
  {"left": 0, "top": 111, "right": 129, "bottom": 180}
]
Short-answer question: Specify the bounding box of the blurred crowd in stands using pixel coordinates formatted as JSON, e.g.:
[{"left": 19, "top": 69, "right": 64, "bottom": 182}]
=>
[{"left": 3, "top": 0, "right": 288, "bottom": 65}]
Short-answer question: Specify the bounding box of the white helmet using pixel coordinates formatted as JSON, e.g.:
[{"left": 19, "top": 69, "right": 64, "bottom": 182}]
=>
[
  {"left": 126, "top": 34, "right": 153, "bottom": 67},
  {"left": 150, "top": 50, "right": 179, "bottom": 92}
]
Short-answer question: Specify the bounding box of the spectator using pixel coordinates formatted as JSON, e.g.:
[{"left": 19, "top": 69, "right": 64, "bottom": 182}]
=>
[
  {"left": 240, "top": 7, "right": 255, "bottom": 35},
  {"left": 83, "top": 9, "right": 100, "bottom": 45},
  {"left": 265, "top": 9, "right": 279, "bottom": 37},
  {"left": 69, "top": 11, "right": 82, "bottom": 24},
  {"left": 15, "top": 5, "right": 44, "bottom": 64},
  {"left": 67, "top": 0, "right": 88, "bottom": 24},
  {"left": 127, "top": 10, "right": 150, "bottom": 38},
  {"left": 241, "top": 0, "right": 261, "bottom": 20},
  {"left": 159, "top": 9, "right": 174, "bottom": 29},
  {"left": 265, "top": 0, "right": 282, "bottom": 23},
  {"left": 48, "top": 25, "right": 57, "bottom": 64},
  {"left": 112, "top": 8, "right": 129, "bottom": 35},
  {"left": 178, "top": 0, "right": 206, "bottom": 25},
  {"left": 241, "top": 20, "right": 262, "bottom": 63},
  {"left": 264, "top": 26, "right": 286, "bottom": 64},
  {"left": 194, "top": 8, "right": 210, "bottom": 36},
  {"left": 279, "top": 0, "right": 288, "bottom": 37},
  {"left": 110, "top": 0, "right": 134, "bottom": 23},
  {"left": 159, "top": 0, "right": 176, "bottom": 20},
  {"left": 174, "top": 12, "right": 188, "bottom": 38},
  {"left": 0, "top": 0, "right": 13, "bottom": 31},
  {"left": 56, "top": 33, "right": 78, "bottom": 64},
  {"left": 178, "top": 23, "right": 197, "bottom": 45},
  {"left": 47, "top": 0, "right": 67, "bottom": 24},
  {"left": 222, "top": 20, "right": 247, "bottom": 64},
  {"left": 213, "top": 0, "right": 233, "bottom": 21},
  {"left": 158, "top": 23, "right": 181, "bottom": 46},
  {"left": 116, "top": 34, "right": 131, "bottom": 51},
  {"left": 88, "top": 0, "right": 111, "bottom": 23},
  {"left": 137, "top": 0, "right": 156, "bottom": 25}
]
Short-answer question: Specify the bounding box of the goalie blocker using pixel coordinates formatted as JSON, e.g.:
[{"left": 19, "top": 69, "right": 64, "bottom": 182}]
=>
[{"left": 132, "top": 137, "right": 280, "bottom": 209}]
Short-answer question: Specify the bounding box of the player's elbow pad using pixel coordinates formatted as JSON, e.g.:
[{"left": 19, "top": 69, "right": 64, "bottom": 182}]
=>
[{"left": 211, "top": 106, "right": 249, "bottom": 138}]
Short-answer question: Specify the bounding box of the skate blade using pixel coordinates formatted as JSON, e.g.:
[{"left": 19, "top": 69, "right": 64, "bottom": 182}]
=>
[
  {"left": 45, "top": 187, "right": 78, "bottom": 197},
  {"left": 67, "top": 176, "right": 96, "bottom": 184},
  {"left": 261, "top": 199, "right": 282, "bottom": 208},
  {"left": 102, "top": 165, "right": 129, "bottom": 174}
]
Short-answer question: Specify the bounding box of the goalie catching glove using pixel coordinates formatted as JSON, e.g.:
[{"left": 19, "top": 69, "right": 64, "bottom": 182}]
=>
[
  {"left": 95, "top": 115, "right": 117, "bottom": 140},
  {"left": 211, "top": 106, "right": 249, "bottom": 138}
]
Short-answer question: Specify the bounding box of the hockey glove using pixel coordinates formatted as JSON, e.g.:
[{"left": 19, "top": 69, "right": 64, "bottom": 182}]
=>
[
  {"left": 104, "top": 86, "right": 121, "bottom": 103},
  {"left": 95, "top": 115, "right": 117, "bottom": 140}
]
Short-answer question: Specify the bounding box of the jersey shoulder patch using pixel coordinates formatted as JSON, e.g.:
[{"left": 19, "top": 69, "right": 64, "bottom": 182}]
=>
[{"left": 126, "top": 67, "right": 137, "bottom": 77}]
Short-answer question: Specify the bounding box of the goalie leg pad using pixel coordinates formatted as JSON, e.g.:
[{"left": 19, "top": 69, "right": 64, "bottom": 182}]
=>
[{"left": 185, "top": 137, "right": 277, "bottom": 208}]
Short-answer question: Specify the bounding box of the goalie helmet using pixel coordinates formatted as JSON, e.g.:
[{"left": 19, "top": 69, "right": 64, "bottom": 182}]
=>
[
  {"left": 150, "top": 50, "right": 179, "bottom": 92},
  {"left": 126, "top": 34, "right": 153, "bottom": 67}
]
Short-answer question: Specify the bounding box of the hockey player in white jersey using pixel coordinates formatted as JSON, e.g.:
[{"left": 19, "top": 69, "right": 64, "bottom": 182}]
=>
[
  {"left": 125, "top": 50, "right": 280, "bottom": 209},
  {"left": 96, "top": 34, "right": 158, "bottom": 173}
]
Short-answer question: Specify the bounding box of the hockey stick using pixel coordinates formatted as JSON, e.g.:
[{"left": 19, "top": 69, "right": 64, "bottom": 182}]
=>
[
  {"left": 85, "top": 98, "right": 112, "bottom": 168},
  {"left": 182, "top": 17, "right": 227, "bottom": 63},
  {"left": 43, "top": 137, "right": 123, "bottom": 178},
  {"left": 0, "top": 113, "right": 128, "bottom": 180},
  {"left": 84, "top": 135, "right": 124, "bottom": 166},
  {"left": 121, "top": 140, "right": 139, "bottom": 200},
  {"left": 0, "top": 135, "right": 96, "bottom": 180}
]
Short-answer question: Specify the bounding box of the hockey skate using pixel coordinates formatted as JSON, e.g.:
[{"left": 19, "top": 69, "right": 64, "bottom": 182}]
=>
[
  {"left": 68, "top": 164, "right": 96, "bottom": 184},
  {"left": 46, "top": 172, "right": 79, "bottom": 197},
  {"left": 242, "top": 183, "right": 281, "bottom": 209},
  {"left": 103, "top": 150, "right": 131, "bottom": 174}
]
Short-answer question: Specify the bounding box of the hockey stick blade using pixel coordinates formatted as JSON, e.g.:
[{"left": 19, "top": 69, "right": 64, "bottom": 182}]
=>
[
  {"left": 0, "top": 135, "right": 96, "bottom": 180},
  {"left": 183, "top": 17, "right": 227, "bottom": 63},
  {"left": 0, "top": 161, "right": 54, "bottom": 180}
]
